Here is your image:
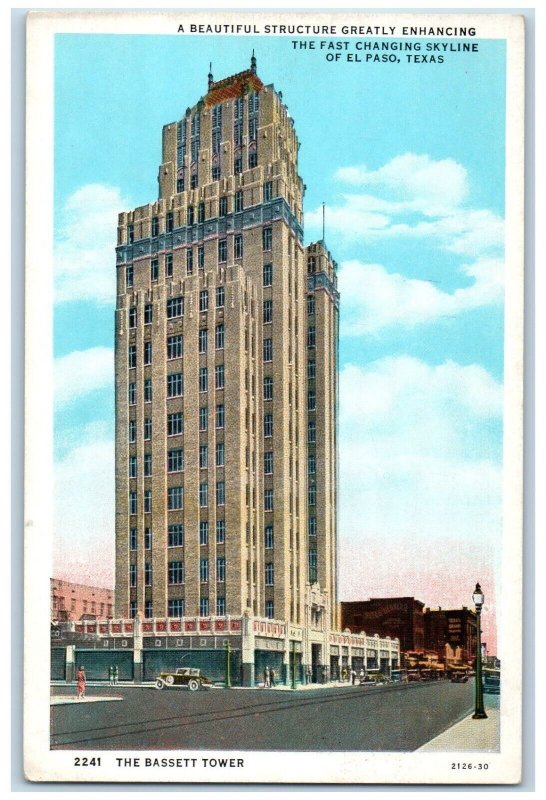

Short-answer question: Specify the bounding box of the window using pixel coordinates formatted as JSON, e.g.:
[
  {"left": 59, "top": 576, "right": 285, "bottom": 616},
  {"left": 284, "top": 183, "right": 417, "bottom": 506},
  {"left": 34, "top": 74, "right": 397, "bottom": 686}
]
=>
[
  {"left": 216, "top": 441, "right": 225, "bottom": 467},
  {"left": 130, "top": 528, "right": 137, "bottom": 550},
  {"left": 128, "top": 419, "right": 136, "bottom": 443},
  {"left": 144, "top": 303, "right": 153, "bottom": 324},
  {"left": 200, "top": 559, "right": 209, "bottom": 583},
  {"left": 308, "top": 454, "right": 316, "bottom": 475},
  {"left": 308, "top": 255, "right": 316, "bottom": 274},
  {"left": 168, "top": 449, "right": 184, "bottom": 473},
  {"left": 129, "top": 456, "right": 137, "bottom": 478},
  {"left": 198, "top": 366, "right": 208, "bottom": 393},
  {"left": 176, "top": 178, "right": 184, "bottom": 193},
  {"left": 307, "top": 327, "right": 316, "bottom": 348},
  {"left": 199, "top": 444, "right": 208, "bottom": 469},
  {"left": 211, "top": 166, "right": 220, "bottom": 181},
  {"left": 198, "top": 202, "right": 205, "bottom": 223},
  {"left": 215, "top": 324, "right": 224, "bottom": 349},
  {"left": 249, "top": 91, "right": 259, "bottom": 113},
  {"left": 234, "top": 120, "right": 243, "bottom": 146},
  {"left": 264, "top": 489, "right": 274, "bottom": 512},
  {"left": 168, "top": 598, "right": 184, "bottom": 617},
  {"left": 309, "top": 516, "right": 317, "bottom": 536},
  {"left": 248, "top": 151, "right": 257, "bottom": 168},
  {"left": 167, "top": 334, "right": 183, "bottom": 360},
  {"left": 234, "top": 155, "right": 243, "bottom": 174},
  {"left": 216, "top": 597, "right": 226, "bottom": 616},
  {"left": 168, "top": 524, "right": 184, "bottom": 547},
  {"left": 216, "top": 520, "right": 225, "bottom": 544},
  {"left": 248, "top": 117, "right": 257, "bottom": 141},
  {"left": 126, "top": 265, "right": 134, "bottom": 288},
  {"left": 218, "top": 239, "right": 227, "bottom": 263},
  {"left": 150, "top": 258, "right": 159, "bottom": 281},
  {"left": 216, "top": 404, "right": 225, "bottom": 429},
  {"left": 215, "top": 363, "right": 224, "bottom": 389},
  {"left": 129, "top": 307, "right": 137, "bottom": 328},
  {"left": 165, "top": 253, "right": 173, "bottom": 277},
  {"left": 264, "top": 414, "right": 273, "bottom": 437},
  {"left": 263, "top": 376, "right": 273, "bottom": 401},
  {"left": 186, "top": 249, "right": 193, "bottom": 275},
  {"left": 216, "top": 286, "right": 225, "bottom": 308},
  {"left": 235, "top": 190, "right": 243, "bottom": 212},
  {"left": 307, "top": 359, "right": 316, "bottom": 379},
  {"left": 168, "top": 561, "right": 184, "bottom": 584},
  {"left": 309, "top": 550, "right": 318, "bottom": 583},
  {"left": 263, "top": 262, "right": 272, "bottom": 287},
  {"left": 167, "top": 372, "right": 184, "bottom": 398},
  {"left": 199, "top": 328, "right": 208, "bottom": 353},
  {"left": 151, "top": 216, "right": 159, "bottom": 237},
  {"left": 199, "top": 290, "right": 209, "bottom": 312},
  {"left": 265, "top": 525, "right": 274, "bottom": 549},
  {"left": 265, "top": 563, "right": 274, "bottom": 586},
  {"left": 187, "top": 206, "right": 194, "bottom": 226},
  {"left": 127, "top": 224, "right": 134, "bottom": 244},
  {"left": 308, "top": 421, "right": 316, "bottom": 443},
  {"left": 262, "top": 227, "right": 272, "bottom": 251},
  {"left": 128, "top": 345, "right": 136, "bottom": 369},
  {"left": 190, "top": 174, "right": 198, "bottom": 190},
  {"left": 234, "top": 234, "right": 243, "bottom": 259},
  {"left": 264, "top": 451, "right": 273, "bottom": 474},
  {"left": 263, "top": 338, "right": 272, "bottom": 362},
  {"left": 130, "top": 564, "right": 137, "bottom": 587},
  {"left": 166, "top": 211, "right": 174, "bottom": 232},
  {"left": 129, "top": 600, "right": 137, "bottom": 619},
  {"left": 217, "top": 557, "right": 225, "bottom": 582},
  {"left": 200, "top": 597, "right": 209, "bottom": 616},
  {"left": 199, "top": 407, "right": 208, "bottom": 431},
  {"left": 308, "top": 390, "right": 316, "bottom": 411},
  {"left": 144, "top": 453, "right": 152, "bottom": 477},
  {"left": 198, "top": 245, "right": 204, "bottom": 269},
  {"left": 199, "top": 482, "right": 208, "bottom": 508},
  {"left": 129, "top": 491, "right": 137, "bottom": 515},
  {"left": 199, "top": 521, "right": 209, "bottom": 546},
  {"left": 212, "top": 104, "right": 222, "bottom": 128},
  {"left": 216, "top": 481, "right": 225, "bottom": 506},
  {"left": 144, "top": 418, "right": 152, "bottom": 440},
  {"left": 144, "top": 489, "right": 152, "bottom": 514},
  {"left": 219, "top": 196, "right": 228, "bottom": 217},
  {"left": 167, "top": 412, "right": 183, "bottom": 436},
  {"left": 263, "top": 299, "right": 272, "bottom": 324},
  {"left": 168, "top": 486, "right": 183, "bottom": 510},
  {"left": 307, "top": 295, "right": 315, "bottom": 315},
  {"left": 167, "top": 296, "right": 184, "bottom": 318},
  {"left": 128, "top": 382, "right": 136, "bottom": 405},
  {"left": 144, "top": 341, "right": 152, "bottom": 365},
  {"left": 265, "top": 600, "right": 274, "bottom": 619},
  {"left": 212, "top": 129, "right": 221, "bottom": 155},
  {"left": 234, "top": 96, "right": 244, "bottom": 119},
  {"left": 145, "top": 562, "right": 152, "bottom": 586},
  {"left": 263, "top": 181, "right": 273, "bottom": 201},
  {"left": 144, "top": 528, "right": 152, "bottom": 549},
  {"left": 308, "top": 484, "right": 316, "bottom": 506}
]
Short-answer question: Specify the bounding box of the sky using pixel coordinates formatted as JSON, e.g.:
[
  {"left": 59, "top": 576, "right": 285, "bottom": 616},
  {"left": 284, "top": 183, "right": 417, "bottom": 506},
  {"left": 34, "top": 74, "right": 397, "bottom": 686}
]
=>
[{"left": 53, "top": 32, "right": 506, "bottom": 652}]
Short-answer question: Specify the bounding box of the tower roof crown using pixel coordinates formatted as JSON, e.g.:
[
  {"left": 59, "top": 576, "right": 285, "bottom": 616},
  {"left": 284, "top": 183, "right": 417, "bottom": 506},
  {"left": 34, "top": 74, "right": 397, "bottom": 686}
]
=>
[{"left": 205, "top": 68, "right": 263, "bottom": 107}]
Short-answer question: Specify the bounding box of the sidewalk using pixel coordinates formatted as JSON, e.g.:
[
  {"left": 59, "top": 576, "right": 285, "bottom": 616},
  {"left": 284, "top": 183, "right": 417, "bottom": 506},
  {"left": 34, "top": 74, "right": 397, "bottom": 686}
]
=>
[
  {"left": 418, "top": 706, "right": 500, "bottom": 752},
  {"left": 51, "top": 696, "right": 124, "bottom": 706}
]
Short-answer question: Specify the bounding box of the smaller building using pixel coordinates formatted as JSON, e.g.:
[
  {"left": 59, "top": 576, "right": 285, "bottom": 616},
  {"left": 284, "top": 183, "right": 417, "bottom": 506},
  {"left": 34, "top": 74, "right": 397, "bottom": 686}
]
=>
[
  {"left": 423, "top": 606, "right": 477, "bottom": 668},
  {"left": 341, "top": 597, "right": 425, "bottom": 653},
  {"left": 51, "top": 578, "right": 114, "bottom": 622}
]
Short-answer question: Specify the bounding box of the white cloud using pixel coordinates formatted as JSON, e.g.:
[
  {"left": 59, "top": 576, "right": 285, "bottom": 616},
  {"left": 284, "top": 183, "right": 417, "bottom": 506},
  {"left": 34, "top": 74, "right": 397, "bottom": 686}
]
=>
[
  {"left": 54, "top": 430, "right": 115, "bottom": 587},
  {"left": 55, "top": 346, "right": 114, "bottom": 407},
  {"left": 338, "top": 357, "right": 503, "bottom": 549},
  {"left": 338, "top": 257, "right": 504, "bottom": 335},
  {"left": 55, "top": 184, "right": 132, "bottom": 305},
  {"left": 306, "top": 153, "right": 504, "bottom": 258}
]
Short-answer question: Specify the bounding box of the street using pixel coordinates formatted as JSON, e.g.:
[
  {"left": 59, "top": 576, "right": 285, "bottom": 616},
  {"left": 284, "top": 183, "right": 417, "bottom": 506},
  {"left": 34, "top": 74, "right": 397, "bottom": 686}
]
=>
[{"left": 51, "top": 680, "right": 492, "bottom": 751}]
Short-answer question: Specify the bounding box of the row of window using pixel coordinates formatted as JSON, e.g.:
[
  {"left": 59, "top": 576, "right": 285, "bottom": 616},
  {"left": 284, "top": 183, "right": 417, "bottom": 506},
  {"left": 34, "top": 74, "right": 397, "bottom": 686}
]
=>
[
  {"left": 129, "top": 481, "right": 226, "bottom": 514},
  {"left": 129, "top": 443, "right": 226, "bottom": 477},
  {"left": 129, "top": 597, "right": 227, "bottom": 619},
  {"left": 130, "top": 560, "right": 274, "bottom": 590},
  {"left": 126, "top": 260, "right": 274, "bottom": 290}
]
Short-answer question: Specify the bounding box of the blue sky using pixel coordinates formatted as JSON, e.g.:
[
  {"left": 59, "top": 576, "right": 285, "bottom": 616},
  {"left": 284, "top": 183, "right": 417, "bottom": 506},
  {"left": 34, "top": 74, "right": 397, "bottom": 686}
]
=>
[{"left": 53, "top": 33, "right": 505, "bottom": 640}]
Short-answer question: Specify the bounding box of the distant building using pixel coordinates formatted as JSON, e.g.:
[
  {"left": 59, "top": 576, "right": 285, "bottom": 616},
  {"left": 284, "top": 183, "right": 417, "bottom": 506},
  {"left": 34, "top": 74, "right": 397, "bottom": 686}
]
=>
[
  {"left": 51, "top": 578, "right": 114, "bottom": 622},
  {"left": 341, "top": 597, "right": 425, "bottom": 653},
  {"left": 423, "top": 606, "right": 477, "bottom": 667}
]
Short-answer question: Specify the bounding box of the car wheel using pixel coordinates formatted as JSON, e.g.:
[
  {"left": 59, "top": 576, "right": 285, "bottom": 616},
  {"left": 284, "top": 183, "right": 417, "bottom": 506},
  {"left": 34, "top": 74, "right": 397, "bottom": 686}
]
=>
[
  {"left": 188, "top": 678, "right": 199, "bottom": 692},
  {"left": 156, "top": 679, "right": 164, "bottom": 690},
  {"left": 165, "top": 675, "right": 175, "bottom": 686}
]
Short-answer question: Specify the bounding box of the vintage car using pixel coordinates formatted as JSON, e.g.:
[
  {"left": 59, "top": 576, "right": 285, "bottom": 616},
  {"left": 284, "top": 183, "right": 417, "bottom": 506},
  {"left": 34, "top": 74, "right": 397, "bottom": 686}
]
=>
[
  {"left": 450, "top": 672, "right": 469, "bottom": 683},
  {"left": 155, "top": 667, "right": 213, "bottom": 691}
]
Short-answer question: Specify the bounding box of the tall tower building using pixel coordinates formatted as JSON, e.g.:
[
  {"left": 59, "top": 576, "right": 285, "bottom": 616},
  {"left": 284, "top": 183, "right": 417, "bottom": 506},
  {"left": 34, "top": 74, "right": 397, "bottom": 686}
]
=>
[{"left": 114, "top": 57, "right": 339, "bottom": 630}]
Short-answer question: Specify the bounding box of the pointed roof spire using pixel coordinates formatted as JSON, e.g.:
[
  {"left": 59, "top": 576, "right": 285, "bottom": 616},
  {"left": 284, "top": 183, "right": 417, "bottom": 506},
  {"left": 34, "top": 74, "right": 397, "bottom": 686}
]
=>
[
  {"left": 250, "top": 49, "right": 257, "bottom": 74},
  {"left": 208, "top": 62, "right": 214, "bottom": 91}
]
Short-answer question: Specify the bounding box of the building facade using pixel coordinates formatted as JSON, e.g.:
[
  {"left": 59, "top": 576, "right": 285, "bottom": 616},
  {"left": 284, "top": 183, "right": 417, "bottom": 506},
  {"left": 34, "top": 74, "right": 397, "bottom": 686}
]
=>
[
  {"left": 114, "top": 57, "right": 339, "bottom": 632},
  {"left": 423, "top": 606, "right": 478, "bottom": 668},
  {"left": 51, "top": 578, "right": 114, "bottom": 622},
  {"left": 341, "top": 597, "right": 426, "bottom": 653}
]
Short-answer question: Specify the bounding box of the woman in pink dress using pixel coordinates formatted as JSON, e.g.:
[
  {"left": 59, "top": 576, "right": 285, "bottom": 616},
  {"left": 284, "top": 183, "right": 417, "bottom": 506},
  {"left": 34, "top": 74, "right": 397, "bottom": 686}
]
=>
[{"left": 76, "top": 665, "right": 86, "bottom": 700}]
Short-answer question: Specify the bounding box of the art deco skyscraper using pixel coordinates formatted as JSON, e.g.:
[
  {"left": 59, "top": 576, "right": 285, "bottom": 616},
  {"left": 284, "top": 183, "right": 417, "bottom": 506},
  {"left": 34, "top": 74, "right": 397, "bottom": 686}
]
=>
[{"left": 114, "top": 56, "right": 339, "bottom": 629}]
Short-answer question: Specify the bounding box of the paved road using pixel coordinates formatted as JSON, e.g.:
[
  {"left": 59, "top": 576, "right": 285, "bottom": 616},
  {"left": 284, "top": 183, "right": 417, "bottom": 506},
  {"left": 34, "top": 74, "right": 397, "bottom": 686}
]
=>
[{"left": 51, "top": 680, "right": 477, "bottom": 751}]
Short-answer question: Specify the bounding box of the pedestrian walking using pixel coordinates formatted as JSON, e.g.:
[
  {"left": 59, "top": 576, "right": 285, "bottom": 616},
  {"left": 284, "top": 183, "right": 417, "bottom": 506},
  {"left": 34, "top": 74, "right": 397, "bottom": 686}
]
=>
[
  {"left": 341, "top": 667, "right": 348, "bottom": 682},
  {"left": 306, "top": 665, "right": 312, "bottom": 685},
  {"left": 108, "top": 665, "right": 114, "bottom": 685},
  {"left": 269, "top": 666, "right": 276, "bottom": 687},
  {"left": 359, "top": 668, "right": 365, "bottom": 684},
  {"left": 76, "top": 665, "right": 86, "bottom": 700},
  {"left": 113, "top": 665, "right": 119, "bottom": 685},
  {"left": 351, "top": 668, "right": 356, "bottom": 685},
  {"left": 263, "top": 666, "right": 270, "bottom": 688}
]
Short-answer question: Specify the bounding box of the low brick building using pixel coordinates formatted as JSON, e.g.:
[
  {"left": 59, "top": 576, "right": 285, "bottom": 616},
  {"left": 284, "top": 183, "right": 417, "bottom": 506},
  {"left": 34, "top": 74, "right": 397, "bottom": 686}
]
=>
[
  {"left": 423, "top": 606, "right": 478, "bottom": 667},
  {"left": 51, "top": 578, "right": 114, "bottom": 622},
  {"left": 341, "top": 597, "right": 425, "bottom": 653}
]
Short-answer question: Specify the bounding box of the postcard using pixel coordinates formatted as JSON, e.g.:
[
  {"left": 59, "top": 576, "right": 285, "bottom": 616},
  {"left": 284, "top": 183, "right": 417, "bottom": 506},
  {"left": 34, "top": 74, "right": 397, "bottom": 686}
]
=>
[{"left": 24, "top": 9, "right": 524, "bottom": 784}]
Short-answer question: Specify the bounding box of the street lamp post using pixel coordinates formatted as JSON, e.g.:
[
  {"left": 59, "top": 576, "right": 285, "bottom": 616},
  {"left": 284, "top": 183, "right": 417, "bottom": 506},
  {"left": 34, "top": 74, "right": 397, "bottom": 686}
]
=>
[
  {"left": 472, "top": 582, "right": 488, "bottom": 720},
  {"left": 225, "top": 639, "right": 231, "bottom": 689}
]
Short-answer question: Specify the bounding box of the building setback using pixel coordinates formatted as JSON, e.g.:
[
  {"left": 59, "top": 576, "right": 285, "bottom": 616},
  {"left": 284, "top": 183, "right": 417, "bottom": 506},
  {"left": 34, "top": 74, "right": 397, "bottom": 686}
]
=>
[{"left": 114, "top": 56, "right": 339, "bottom": 630}]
